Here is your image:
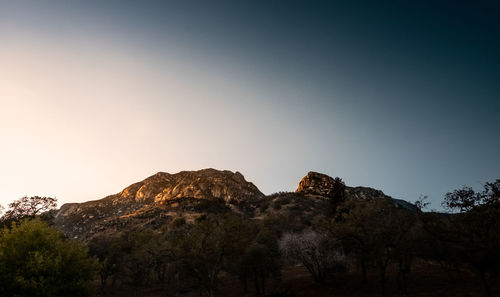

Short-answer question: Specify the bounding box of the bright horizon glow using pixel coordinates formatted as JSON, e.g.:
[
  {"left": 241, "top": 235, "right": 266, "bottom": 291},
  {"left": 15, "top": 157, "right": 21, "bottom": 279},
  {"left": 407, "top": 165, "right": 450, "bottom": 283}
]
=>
[
  {"left": 1, "top": 1, "right": 498, "bottom": 210},
  {"left": 0, "top": 33, "right": 342, "bottom": 206}
]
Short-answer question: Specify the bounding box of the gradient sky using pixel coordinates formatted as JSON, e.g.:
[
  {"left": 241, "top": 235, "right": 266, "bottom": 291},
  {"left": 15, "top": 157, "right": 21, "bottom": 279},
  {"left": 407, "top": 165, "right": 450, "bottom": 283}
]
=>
[{"left": 0, "top": 0, "right": 499, "bottom": 210}]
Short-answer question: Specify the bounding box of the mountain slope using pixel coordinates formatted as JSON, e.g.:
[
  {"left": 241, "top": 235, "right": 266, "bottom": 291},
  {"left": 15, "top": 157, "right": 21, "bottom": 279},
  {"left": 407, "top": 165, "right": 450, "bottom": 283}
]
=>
[
  {"left": 53, "top": 169, "right": 415, "bottom": 239},
  {"left": 54, "top": 169, "right": 264, "bottom": 238}
]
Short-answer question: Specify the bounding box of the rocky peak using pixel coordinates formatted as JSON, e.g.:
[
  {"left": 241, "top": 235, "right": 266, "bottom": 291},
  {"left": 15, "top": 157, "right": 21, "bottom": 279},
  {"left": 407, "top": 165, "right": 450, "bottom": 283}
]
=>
[
  {"left": 152, "top": 169, "right": 264, "bottom": 203},
  {"left": 116, "top": 172, "right": 173, "bottom": 203},
  {"left": 296, "top": 171, "right": 340, "bottom": 197},
  {"left": 54, "top": 169, "right": 265, "bottom": 239},
  {"left": 52, "top": 169, "right": 419, "bottom": 240},
  {"left": 110, "top": 168, "right": 264, "bottom": 204}
]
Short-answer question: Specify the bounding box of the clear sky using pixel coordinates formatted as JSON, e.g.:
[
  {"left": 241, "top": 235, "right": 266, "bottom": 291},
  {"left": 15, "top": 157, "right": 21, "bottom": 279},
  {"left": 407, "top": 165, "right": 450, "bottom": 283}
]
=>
[{"left": 0, "top": 1, "right": 498, "bottom": 210}]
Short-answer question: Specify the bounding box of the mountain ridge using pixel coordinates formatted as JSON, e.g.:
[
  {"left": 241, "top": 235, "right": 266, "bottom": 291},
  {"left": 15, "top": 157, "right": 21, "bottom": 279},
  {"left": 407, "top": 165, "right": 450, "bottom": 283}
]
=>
[{"left": 53, "top": 169, "right": 416, "bottom": 239}]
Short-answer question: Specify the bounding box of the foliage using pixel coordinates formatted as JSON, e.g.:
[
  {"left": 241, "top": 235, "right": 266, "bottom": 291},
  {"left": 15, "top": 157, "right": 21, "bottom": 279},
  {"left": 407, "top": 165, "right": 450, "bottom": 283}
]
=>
[
  {"left": 88, "top": 213, "right": 263, "bottom": 296},
  {"left": 175, "top": 213, "right": 253, "bottom": 297},
  {"left": 331, "top": 198, "right": 416, "bottom": 296},
  {"left": 414, "top": 195, "right": 430, "bottom": 211},
  {"left": 88, "top": 236, "right": 124, "bottom": 290},
  {"left": 328, "top": 177, "right": 346, "bottom": 216},
  {"left": 238, "top": 224, "right": 282, "bottom": 295},
  {"left": 0, "top": 218, "right": 98, "bottom": 297},
  {"left": 435, "top": 180, "right": 500, "bottom": 297},
  {"left": 58, "top": 179, "right": 500, "bottom": 297},
  {"left": 443, "top": 180, "right": 499, "bottom": 212},
  {"left": 119, "top": 229, "right": 159, "bottom": 291},
  {"left": 279, "top": 230, "right": 346, "bottom": 283},
  {"left": 1, "top": 196, "right": 57, "bottom": 222}
]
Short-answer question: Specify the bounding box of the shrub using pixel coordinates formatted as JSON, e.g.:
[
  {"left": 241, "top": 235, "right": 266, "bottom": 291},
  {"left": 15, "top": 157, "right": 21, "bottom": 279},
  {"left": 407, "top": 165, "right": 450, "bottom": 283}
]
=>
[{"left": 0, "top": 218, "right": 98, "bottom": 297}]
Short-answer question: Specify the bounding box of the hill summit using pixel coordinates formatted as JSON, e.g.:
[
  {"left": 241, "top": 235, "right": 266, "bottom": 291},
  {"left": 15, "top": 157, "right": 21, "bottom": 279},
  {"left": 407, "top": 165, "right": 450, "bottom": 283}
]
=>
[
  {"left": 53, "top": 168, "right": 414, "bottom": 239},
  {"left": 112, "top": 168, "right": 264, "bottom": 204},
  {"left": 54, "top": 169, "right": 264, "bottom": 238},
  {"left": 296, "top": 171, "right": 340, "bottom": 197}
]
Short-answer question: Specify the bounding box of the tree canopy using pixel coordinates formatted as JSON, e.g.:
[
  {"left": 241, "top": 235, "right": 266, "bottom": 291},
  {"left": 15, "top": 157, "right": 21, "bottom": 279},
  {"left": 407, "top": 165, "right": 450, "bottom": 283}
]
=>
[
  {"left": 0, "top": 218, "right": 98, "bottom": 297},
  {"left": 1, "top": 196, "right": 57, "bottom": 222}
]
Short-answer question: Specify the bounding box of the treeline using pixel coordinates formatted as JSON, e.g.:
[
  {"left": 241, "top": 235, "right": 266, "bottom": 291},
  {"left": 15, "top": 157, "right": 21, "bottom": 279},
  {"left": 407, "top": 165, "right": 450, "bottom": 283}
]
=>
[
  {"left": 0, "top": 180, "right": 498, "bottom": 297},
  {"left": 88, "top": 213, "right": 281, "bottom": 297}
]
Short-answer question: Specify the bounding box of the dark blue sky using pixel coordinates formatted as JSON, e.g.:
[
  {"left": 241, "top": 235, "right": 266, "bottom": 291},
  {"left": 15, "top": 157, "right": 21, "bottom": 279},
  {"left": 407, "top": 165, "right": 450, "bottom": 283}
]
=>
[{"left": 1, "top": 0, "right": 499, "bottom": 209}]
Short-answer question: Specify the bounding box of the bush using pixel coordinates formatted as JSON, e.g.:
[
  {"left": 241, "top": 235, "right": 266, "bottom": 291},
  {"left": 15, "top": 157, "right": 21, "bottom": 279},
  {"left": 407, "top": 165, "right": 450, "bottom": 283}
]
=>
[
  {"left": 0, "top": 218, "right": 98, "bottom": 297},
  {"left": 279, "top": 230, "right": 346, "bottom": 283}
]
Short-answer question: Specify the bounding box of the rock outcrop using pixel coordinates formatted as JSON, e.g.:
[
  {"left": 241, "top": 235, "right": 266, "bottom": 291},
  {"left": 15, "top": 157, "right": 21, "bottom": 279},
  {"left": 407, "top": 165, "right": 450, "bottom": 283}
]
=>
[
  {"left": 112, "top": 169, "right": 264, "bottom": 204},
  {"left": 295, "top": 171, "right": 417, "bottom": 210},
  {"left": 296, "top": 171, "right": 340, "bottom": 197},
  {"left": 53, "top": 169, "right": 416, "bottom": 240},
  {"left": 54, "top": 169, "right": 264, "bottom": 239}
]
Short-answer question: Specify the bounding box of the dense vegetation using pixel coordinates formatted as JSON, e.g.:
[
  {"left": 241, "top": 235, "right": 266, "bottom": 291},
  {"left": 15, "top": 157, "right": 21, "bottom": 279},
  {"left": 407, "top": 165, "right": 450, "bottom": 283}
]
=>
[
  {"left": 0, "top": 180, "right": 498, "bottom": 297},
  {"left": 0, "top": 218, "right": 98, "bottom": 297}
]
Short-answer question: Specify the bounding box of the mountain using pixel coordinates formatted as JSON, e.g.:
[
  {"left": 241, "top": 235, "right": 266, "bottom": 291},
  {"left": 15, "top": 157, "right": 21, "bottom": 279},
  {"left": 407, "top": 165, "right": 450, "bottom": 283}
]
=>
[
  {"left": 114, "top": 169, "right": 264, "bottom": 204},
  {"left": 296, "top": 171, "right": 417, "bottom": 210},
  {"left": 53, "top": 169, "right": 415, "bottom": 239},
  {"left": 53, "top": 169, "right": 263, "bottom": 238}
]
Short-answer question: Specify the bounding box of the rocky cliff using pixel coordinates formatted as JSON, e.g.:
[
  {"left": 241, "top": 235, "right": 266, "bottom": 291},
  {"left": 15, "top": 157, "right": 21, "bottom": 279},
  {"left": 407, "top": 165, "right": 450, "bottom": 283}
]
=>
[
  {"left": 53, "top": 169, "right": 415, "bottom": 239},
  {"left": 110, "top": 169, "right": 264, "bottom": 204},
  {"left": 54, "top": 169, "right": 264, "bottom": 238}
]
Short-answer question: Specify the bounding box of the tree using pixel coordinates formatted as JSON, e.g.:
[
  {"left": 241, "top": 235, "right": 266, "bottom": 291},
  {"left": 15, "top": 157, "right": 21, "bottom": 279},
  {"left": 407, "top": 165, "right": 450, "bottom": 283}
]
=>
[
  {"left": 2, "top": 196, "right": 57, "bottom": 222},
  {"left": 443, "top": 180, "right": 499, "bottom": 212},
  {"left": 89, "top": 227, "right": 180, "bottom": 295},
  {"left": 238, "top": 225, "right": 281, "bottom": 295},
  {"left": 92, "top": 229, "right": 160, "bottom": 296},
  {"left": 332, "top": 177, "right": 346, "bottom": 201},
  {"left": 120, "top": 230, "right": 157, "bottom": 295},
  {"left": 279, "top": 230, "right": 345, "bottom": 284},
  {"left": 439, "top": 180, "right": 500, "bottom": 297},
  {"left": 0, "top": 218, "right": 98, "bottom": 297},
  {"left": 88, "top": 236, "right": 126, "bottom": 291},
  {"left": 331, "top": 198, "right": 416, "bottom": 297},
  {"left": 175, "top": 213, "right": 253, "bottom": 297},
  {"left": 161, "top": 217, "right": 192, "bottom": 296},
  {"left": 328, "top": 177, "right": 346, "bottom": 217}
]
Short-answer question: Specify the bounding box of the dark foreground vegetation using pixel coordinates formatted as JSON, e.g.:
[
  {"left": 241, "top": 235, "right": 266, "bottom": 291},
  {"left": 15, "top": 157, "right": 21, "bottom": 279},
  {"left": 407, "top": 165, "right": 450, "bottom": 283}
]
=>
[{"left": 0, "top": 179, "right": 498, "bottom": 297}]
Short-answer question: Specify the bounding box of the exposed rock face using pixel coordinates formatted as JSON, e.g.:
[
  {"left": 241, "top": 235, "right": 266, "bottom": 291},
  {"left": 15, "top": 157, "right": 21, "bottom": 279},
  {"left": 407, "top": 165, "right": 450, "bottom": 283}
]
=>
[
  {"left": 112, "top": 169, "right": 264, "bottom": 204},
  {"left": 52, "top": 169, "right": 416, "bottom": 240},
  {"left": 295, "top": 172, "right": 417, "bottom": 211},
  {"left": 345, "top": 186, "right": 386, "bottom": 200},
  {"left": 54, "top": 169, "right": 264, "bottom": 239},
  {"left": 296, "top": 171, "right": 339, "bottom": 197}
]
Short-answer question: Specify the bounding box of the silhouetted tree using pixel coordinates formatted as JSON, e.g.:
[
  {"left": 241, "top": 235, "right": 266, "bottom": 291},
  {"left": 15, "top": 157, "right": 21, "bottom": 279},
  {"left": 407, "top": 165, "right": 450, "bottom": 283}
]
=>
[
  {"left": 439, "top": 180, "right": 500, "bottom": 297},
  {"left": 174, "top": 213, "right": 253, "bottom": 297},
  {"left": 443, "top": 180, "right": 499, "bottom": 212},
  {"left": 114, "top": 229, "right": 159, "bottom": 296},
  {"left": 414, "top": 195, "right": 431, "bottom": 211},
  {"left": 161, "top": 216, "right": 193, "bottom": 295},
  {"left": 88, "top": 236, "right": 125, "bottom": 291},
  {"left": 2, "top": 196, "right": 57, "bottom": 222},
  {"left": 238, "top": 225, "right": 281, "bottom": 295},
  {"left": 328, "top": 177, "right": 346, "bottom": 217},
  {"left": 331, "top": 198, "right": 416, "bottom": 297}
]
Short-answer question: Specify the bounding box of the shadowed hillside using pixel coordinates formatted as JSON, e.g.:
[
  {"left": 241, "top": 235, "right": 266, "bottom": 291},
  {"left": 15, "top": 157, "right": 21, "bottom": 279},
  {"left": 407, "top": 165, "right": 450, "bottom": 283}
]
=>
[
  {"left": 53, "top": 169, "right": 413, "bottom": 240},
  {"left": 1, "top": 171, "right": 499, "bottom": 297}
]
